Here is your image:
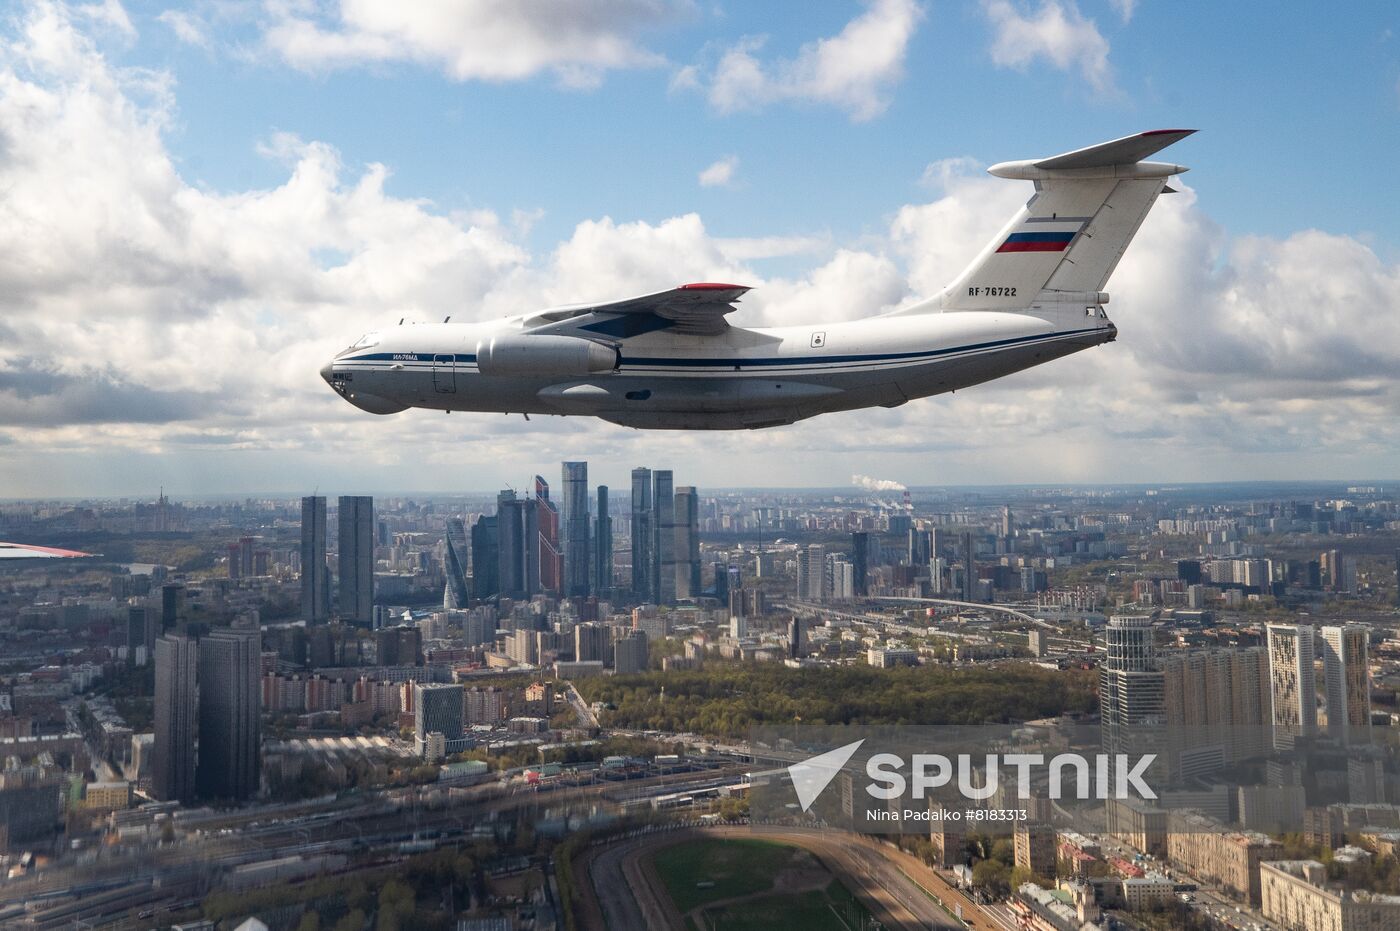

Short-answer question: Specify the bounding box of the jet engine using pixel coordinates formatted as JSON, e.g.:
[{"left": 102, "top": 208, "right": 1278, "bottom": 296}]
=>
[{"left": 475, "top": 335, "right": 618, "bottom": 377}]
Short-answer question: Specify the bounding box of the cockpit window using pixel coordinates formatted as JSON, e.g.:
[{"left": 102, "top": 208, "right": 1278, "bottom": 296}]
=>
[{"left": 349, "top": 332, "right": 381, "bottom": 350}]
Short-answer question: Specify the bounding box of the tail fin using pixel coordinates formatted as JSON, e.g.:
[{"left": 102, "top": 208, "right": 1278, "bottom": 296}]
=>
[{"left": 914, "top": 130, "right": 1194, "bottom": 313}]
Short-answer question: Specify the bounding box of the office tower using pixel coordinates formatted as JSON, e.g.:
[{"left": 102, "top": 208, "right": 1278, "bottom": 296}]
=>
[
  {"left": 532, "top": 476, "right": 560, "bottom": 590},
  {"left": 197, "top": 628, "right": 261, "bottom": 801},
  {"left": 1001, "top": 506, "right": 1013, "bottom": 539},
  {"left": 908, "top": 528, "right": 931, "bottom": 566},
  {"left": 675, "top": 486, "right": 700, "bottom": 599},
  {"left": 470, "top": 515, "right": 499, "bottom": 601},
  {"left": 788, "top": 617, "right": 804, "bottom": 658},
  {"left": 961, "top": 532, "right": 975, "bottom": 602},
  {"left": 850, "top": 532, "right": 869, "bottom": 597},
  {"left": 594, "top": 486, "right": 613, "bottom": 595},
  {"left": 126, "top": 606, "right": 154, "bottom": 666},
  {"left": 496, "top": 490, "right": 527, "bottom": 599},
  {"left": 653, "top": 470, "right": 676, "bottom": 604},
  {"left": 153, "top": 635, "right": 198, "bottom": 803},
  {"left": 377, "top": 625, "right": 423, "bottom": 667},
  {"left": 299, "top": 496, "right": 330, "bottom": 622},
  {"left": 631, "top": 467, "right": 653, "bottom": 599},
  {"left": 560, "top": 462, "right": 591, "bottom": 598},
  {"left": 337, "top": 496, "right": 374, "bottom": 625},
  {"left": 444, "top": 518, "right": 471, "bottom": 609},
  {"left": 574, "top": 623, "right": 612, "bottom": 664},
  {"left": 1321, "top": 625, "right": 1370, "bottom": 744},
  {"left": 161, "top": 583, "right": 185, "bottom": 632},
  {"left": 1100, "top": 616, "right": 1164, "bottom": 755},
  {"left": 1267, "top": 624, "right": 1317, "bottom": 749},
  {"left": 713, "top": 561, "right": 729, "bottom": 604},
  {"left": 614, "top": 630, "right": 648, "bottom": 674},
  {"left": 1176, "top": 559, "right": 1203, "bottom": 586},
  {"left": 413, "top": 684, "right": 464, "bottom": 757}
]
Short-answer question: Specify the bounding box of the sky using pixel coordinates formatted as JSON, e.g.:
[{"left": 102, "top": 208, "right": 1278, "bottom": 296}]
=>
[{"left": 1, "top": 0, "right": 1399, "bottom": 497}]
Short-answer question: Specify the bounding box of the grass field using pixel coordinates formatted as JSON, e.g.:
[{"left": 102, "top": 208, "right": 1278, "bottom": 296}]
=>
[
  {"left": 652, "top": 837, "right": 800, "bottom": 913},
  {"left": 652, "top": 838, "right": 874, "bottom": 931},
  {"left": 691, "top": 881, "right": 871, "bottom": 931}
]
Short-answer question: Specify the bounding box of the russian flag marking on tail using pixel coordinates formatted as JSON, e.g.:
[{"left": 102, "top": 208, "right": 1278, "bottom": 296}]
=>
[{"left": 996, "top": 230, "right": 1077, "bottom": 253}]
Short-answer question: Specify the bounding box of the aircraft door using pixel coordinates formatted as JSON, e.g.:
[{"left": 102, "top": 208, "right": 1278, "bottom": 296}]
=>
[{"left": 432, "top": 354, "right": 456, "bottom": 394}]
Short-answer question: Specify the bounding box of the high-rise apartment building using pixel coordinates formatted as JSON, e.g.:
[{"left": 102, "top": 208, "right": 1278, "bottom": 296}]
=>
[
  {"left": 575, "top": 623, "right": 612, "bottom": 664},
  {"left": 594, "top": 486, "right": 613, "bottom": 595},
  {"left": 675, "top": 485, "right": 700, "bottom": 599},
  {"left": 796, "top": 544, "right": 827, "bottom": 602},
  {"left": 337, "top": 496, "right": 374, "bottom": 625},
  {"left": 196, "top": 628, "right": 261, "bottom": 801},
  {"left": 561, "top": 462, "right": 591, "bottom": 598},
  {"left": 153, "top": 634, "right": 198, "bottom": 803},
  {"left": 1267, "top": 624, "right": 1317, "bottom": 750},
  {"left": 444, "top": 517, "right": 470, "bottom": 609},
  {"left": 1100, "top": 616, "right": 1165, "bottom": 756},
  {"left": 614, "top": 630, "right": 648, "bottom": 674},
  {"left": 300, "top": 496, "right": 329, "bottom": 622},
  {"left": 1321, "top": 625, "right": 1370, "bottom": 744},
  {"left": 630, "top": 467, "right": 653, "bottom": 598},
  {"left": 653, "top": 470, "right": 676, "bottom": 604}
]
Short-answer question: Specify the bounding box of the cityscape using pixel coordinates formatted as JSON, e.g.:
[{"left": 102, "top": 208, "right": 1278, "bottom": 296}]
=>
[{"left": 1, "top": 472, "right": 1399, "bottom": 929}]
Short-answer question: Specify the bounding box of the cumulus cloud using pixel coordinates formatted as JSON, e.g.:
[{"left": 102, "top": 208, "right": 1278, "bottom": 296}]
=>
[
  {"left": 698, "top": 155, "right": 738, "bottom": 188},
  {"left": 982, "top": 0, "right": 1114, "bottom": 94},
  {"left": 695, "top": 0, "right": 922, "bottom": 121},
  {"left": 260, "top": 0, "right": 682, "bottom": 87},
  {"left": 1, "top": 4, "right": 1399, "bottom": 494}
]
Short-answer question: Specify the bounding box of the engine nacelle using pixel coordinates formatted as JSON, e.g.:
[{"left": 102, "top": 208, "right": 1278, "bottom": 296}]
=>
[{"left": 475, "top": 334, "right": 618, "bottom": 377}]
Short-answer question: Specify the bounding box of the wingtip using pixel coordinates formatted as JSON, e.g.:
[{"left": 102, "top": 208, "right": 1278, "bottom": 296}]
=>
[{"left": 1142, "top": 128, "right": 1197, "bottom": 136}]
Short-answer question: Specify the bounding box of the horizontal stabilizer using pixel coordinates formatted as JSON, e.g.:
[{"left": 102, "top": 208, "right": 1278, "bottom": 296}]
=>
[{"left": 1035, "top": 129, "right": 1196, "bottom": 169}]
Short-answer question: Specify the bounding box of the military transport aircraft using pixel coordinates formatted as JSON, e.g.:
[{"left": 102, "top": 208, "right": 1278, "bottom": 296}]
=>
[{"left": 322, "top": 129, "right": 1194, "bottom": 430}]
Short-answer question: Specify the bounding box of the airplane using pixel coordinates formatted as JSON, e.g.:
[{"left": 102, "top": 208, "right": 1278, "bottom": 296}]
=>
[{"left": 322, "top": 129, "right": 1194, "bottom": 430}]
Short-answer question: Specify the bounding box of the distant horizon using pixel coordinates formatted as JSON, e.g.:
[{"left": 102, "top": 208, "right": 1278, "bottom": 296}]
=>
[{"left": 2, "top": 477, "right": 1394, "bottom": 505}]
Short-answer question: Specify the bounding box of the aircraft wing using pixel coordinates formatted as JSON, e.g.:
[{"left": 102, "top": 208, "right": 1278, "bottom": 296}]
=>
[
  {"left": 550, "top": 282, "right": 752, "bottom": 337},
  {"left": 0, "top": 542, "right": 94, "bottom": 560}
]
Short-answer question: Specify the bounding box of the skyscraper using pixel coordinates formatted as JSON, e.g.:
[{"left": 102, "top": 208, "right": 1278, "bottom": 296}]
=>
[
  {"left": 301, "top": 498, "right": 330, "bottom": 621},
  {"left": 797, "top": 544, "right": 828, "bottom": 601},
  {"left": 631, "top": 467, "right": 653, "bottom": 599},
  {"left": 961, "top": 531, "right": 976, "bottom": 602},
  {"left": 653, "top": 470, "right": 676, "bottom": 604},
  {"left": 561, "top": 461, "right": 591, "bottom": 598},
  {"left": 153, "top": 634, "right": 198, "bottom": 803},
  {"left": 1321, "top": 625, "right": 1370, "bottom": 745},
  {"left": 594, "top": 485, "right": 613, "bottom": 595},
  {"left": 496, "top": 490, "right": 526, "bottom": 600},
  {"left": 908, "top": 529, "right": 931, "bottom": 566},
  {"left": 196, "top": 628, "right": 261, "bottom": 801},
  {"left": 850, "top": 532, "right": 869, "bottom": 597},
  {"left": 444, "top": 517, "right": 471, "bottom": 609},
  {"left": 1100, "top": 616, "right": 1165, "bottom": 756},
  {"left": 414, "top": 683, "right": 465, "bottom": 757},
  {"left": 1267, "top": 624, "right": 1317, "bottom": 750},
  {"left": 534, "top": 476, "right": 562, "bottom": 593},
  {"left": 675, "top": 485, "right": 700, "bottom": 599},
  {"left": 471, "top": 514, "right": 499, "bottom": 601},
  {"left": 337, "top": 496, "right": 374, "bottom": 625}
]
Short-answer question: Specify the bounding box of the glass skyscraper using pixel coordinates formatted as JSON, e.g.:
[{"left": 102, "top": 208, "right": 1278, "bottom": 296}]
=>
[
  {"left": 299, "top": 495, "right": 329, "bottom": 622},
  {"left": 337, "top": 495, "right": 374, "bottom": 625},
  {"left": 594, "top": 485, "right": 612, "bottom": 595},
  {"left": 653, "top": 469, "right": 676, "bottom": 604},
  {"left": 630, "top": 467, "right": 652, "bottom": 600},
  {"left": 444, "top": 517, "right": 470, "bottom": 609},
  {"left": 196, "top": 627, "right": 261, "bottom": 801},
  {"left": 561, "top": 461, "right": 591, "bottom": 598}
]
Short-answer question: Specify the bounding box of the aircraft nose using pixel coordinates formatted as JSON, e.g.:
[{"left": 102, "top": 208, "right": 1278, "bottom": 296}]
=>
[{"left": 320, "top": 360, "right": 334, "bottom": 385}]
